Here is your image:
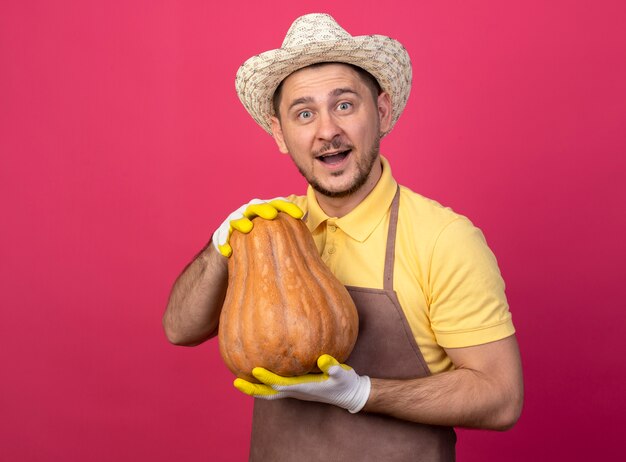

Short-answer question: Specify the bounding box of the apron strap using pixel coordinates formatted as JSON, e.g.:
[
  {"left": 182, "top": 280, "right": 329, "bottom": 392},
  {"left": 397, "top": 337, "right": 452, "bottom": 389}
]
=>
[{"left": 383, "top": 186, "right": 401, "bottom": 292}]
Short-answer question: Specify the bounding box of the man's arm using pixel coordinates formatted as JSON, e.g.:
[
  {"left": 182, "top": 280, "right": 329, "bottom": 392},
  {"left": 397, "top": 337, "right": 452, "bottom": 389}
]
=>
[
  {"left": 162, "top": 198, "right": 304, "bottom": 347},
  {"left": 364, "top": 335, "right": 524, "bottom": 430},
  {"left": 236, "top": 335, "right": 523, "bottom": 430},
  {"left": 162, "top": 242, "right": 228, "bottom": 346}
]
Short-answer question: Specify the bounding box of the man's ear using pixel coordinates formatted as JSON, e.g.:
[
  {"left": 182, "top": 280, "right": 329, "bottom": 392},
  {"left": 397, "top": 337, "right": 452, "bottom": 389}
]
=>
[
  {"left": 271, "top": 116, "right": 289, "bottom": 154},
  {"left": 377, "top": 92, "right": 393, "bottom": 134}
]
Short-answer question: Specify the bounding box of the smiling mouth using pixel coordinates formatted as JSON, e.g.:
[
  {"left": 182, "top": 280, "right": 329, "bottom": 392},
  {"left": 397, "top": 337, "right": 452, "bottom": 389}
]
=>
[{"left": 316, "top": 149, "right": 352, "bottom": 165}]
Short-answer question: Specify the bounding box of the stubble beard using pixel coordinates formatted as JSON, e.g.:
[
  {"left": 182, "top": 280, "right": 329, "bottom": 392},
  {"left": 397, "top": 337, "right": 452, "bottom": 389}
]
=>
[{"left": 294, "top": 137, "right": 381, "bottom": 199}]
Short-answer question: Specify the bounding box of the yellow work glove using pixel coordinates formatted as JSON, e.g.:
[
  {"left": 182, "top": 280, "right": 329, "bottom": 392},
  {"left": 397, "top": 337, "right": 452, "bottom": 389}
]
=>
[
  {"left": 234, "top": 354, "right": 371, "bottom": 414},
  {"left": 211, "top": 198, "right": 303, "bottom": 257}
]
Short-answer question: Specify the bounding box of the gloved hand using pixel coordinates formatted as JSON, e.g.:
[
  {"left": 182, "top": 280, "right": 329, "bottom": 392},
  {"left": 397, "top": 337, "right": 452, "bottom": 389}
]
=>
[
  {"left": 234, "top": 354, "right": 371, "bottom": 414},
  {"left": 212, "top": 198, "right": 303, "bottom": 257}
]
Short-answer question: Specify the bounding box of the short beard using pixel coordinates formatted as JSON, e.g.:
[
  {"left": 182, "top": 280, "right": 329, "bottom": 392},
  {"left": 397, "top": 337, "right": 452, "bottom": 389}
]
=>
[{"left": 297, "top": 137, "right": 380, "bottom": 198}]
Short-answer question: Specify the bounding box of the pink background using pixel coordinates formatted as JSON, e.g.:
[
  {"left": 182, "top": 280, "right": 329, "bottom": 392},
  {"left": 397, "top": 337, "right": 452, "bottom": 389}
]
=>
[{"left": 1, "top": 1, "right": 624, "bottom": 460}]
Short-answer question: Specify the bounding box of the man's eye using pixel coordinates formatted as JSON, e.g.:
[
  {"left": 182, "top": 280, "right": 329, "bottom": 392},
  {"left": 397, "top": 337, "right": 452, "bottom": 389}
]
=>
[
  {"left": 338, "top": 102, "right": 352, "bottom": 111},
  {"left": 298, "top": 111, "right": 313, "bottom": 119}
]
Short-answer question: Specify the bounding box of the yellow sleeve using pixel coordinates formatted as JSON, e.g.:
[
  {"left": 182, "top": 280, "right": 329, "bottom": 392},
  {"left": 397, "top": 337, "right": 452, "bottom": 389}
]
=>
[{"left": 428, "top": 217, "right": 515, "bottom": 348}]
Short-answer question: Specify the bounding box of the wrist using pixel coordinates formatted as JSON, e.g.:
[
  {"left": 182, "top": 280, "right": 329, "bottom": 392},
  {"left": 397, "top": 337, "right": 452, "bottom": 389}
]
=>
[{"left": 197, "top": 243, "right": 228, "bottom": 279}]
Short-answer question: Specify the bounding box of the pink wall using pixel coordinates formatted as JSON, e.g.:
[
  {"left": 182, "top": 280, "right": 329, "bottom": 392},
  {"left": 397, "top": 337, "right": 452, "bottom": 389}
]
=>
[{"left": 1, "top": 1, "right": 624, "bottom": 460}]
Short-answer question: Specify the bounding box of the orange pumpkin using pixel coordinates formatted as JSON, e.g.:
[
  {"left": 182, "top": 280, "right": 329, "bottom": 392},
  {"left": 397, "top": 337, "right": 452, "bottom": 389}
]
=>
[{"left": 218, "top": 212, "right": 359, "bottom": 382}]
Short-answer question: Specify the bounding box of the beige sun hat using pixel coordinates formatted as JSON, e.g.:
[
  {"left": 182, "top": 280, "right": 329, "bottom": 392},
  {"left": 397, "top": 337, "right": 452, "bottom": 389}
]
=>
[{"left": 235, "top": 13, "right": 412, "bottom": 137}]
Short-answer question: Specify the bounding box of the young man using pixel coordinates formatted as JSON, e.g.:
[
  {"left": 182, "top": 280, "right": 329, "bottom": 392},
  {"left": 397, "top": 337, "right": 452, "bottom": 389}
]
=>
[{"left": 163, "top": 13, "right": 523, "bottom": 461}]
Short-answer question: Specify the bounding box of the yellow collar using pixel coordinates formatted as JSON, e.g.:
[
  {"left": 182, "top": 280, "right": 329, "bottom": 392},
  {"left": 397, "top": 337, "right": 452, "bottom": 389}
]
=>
[{"left": 305, "top": 156, "right": 398, "bottom": 242}]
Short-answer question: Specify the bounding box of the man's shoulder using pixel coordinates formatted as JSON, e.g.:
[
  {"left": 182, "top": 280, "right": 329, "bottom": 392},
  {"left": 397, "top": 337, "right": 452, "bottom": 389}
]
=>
[
  {"left": 397, "top": 185, "right": 493, "bottom": 265},
  {"left": 398, "top": 185, "right": 469, "bottom": 229}
]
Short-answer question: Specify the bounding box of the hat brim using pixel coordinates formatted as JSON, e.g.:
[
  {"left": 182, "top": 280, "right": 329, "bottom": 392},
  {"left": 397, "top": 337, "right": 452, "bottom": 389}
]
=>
[{"left": 235, "top": 34, "right": 412, "bottom": 136}]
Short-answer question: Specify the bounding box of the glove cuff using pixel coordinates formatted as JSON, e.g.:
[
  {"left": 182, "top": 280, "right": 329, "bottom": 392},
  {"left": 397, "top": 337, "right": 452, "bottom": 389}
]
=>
[{"left": 348, "top": 375, "right": 371, "bottom": 414}]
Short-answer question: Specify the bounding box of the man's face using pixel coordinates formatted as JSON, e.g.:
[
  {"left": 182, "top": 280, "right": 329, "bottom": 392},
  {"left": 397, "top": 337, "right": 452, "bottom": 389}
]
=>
[{"left": 271, "top": 64, "right": 392, "bottom": 199}]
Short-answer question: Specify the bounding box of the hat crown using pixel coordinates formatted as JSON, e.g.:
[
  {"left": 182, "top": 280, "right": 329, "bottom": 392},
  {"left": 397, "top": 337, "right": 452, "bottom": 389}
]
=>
[{"left": 281, "top": 13, "right": 351, "bottom": 48}]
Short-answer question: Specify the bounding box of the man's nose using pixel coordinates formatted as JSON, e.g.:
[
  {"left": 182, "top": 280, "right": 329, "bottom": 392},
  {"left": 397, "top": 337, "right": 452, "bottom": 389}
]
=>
[{"left": 316, "top": 111, "right": 342, "bottom": 141}]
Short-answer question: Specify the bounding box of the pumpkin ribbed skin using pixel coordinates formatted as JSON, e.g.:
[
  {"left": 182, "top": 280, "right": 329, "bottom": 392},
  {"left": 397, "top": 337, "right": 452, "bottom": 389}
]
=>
[{"left": 218, "top": 212, "right": 359, "bottom": 382}]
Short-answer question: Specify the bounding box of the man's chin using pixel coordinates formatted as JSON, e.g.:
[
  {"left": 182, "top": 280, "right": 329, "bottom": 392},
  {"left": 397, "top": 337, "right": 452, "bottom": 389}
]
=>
[{"left": 311, "top": 178, "right": 366, "bottom": 199}]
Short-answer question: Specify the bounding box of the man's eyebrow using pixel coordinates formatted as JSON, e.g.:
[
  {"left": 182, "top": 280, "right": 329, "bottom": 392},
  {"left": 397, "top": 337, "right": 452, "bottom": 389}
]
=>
[
  {"left": 330, "top": 87, "right": 359, "bottom": 98},
  {"left": 288, "top": 96, "right": 314, "bottom": 112}
]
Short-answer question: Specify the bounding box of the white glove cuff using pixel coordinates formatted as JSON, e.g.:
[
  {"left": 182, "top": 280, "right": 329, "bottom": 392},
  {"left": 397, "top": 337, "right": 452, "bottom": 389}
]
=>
[{"left": 348, "top": 375, "right": 371, "bottom": 414}]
